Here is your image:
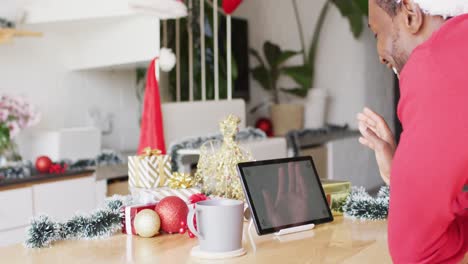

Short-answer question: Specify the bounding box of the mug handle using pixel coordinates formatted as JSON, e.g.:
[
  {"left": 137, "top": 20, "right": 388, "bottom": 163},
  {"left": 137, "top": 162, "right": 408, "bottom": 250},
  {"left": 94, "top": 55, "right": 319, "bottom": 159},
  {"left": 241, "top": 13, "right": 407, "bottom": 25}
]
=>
[{"left": 187, "top": 207, "right": 204, "bottom": 240}]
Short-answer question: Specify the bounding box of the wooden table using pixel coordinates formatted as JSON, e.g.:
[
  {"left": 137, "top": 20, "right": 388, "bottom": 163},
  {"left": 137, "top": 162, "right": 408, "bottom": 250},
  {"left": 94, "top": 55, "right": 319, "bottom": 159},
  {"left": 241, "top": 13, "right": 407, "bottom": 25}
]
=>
[{"left": 0, "top": 217, "right": 391, "bottom": 263}]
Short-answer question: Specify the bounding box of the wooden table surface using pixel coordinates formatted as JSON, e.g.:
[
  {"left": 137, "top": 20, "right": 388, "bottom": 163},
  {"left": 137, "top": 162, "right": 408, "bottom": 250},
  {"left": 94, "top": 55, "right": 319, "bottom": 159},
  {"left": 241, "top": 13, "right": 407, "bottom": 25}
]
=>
[{"left": 0, "top": 217, "right": 391, "bottom": 264}]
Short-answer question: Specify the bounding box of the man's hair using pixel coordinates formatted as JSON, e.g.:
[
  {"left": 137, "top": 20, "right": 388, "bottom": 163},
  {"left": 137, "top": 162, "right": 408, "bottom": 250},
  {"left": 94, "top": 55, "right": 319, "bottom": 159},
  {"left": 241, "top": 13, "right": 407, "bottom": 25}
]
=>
[{"left": 376, "top": 0, "right": 401, "bottom": 17}]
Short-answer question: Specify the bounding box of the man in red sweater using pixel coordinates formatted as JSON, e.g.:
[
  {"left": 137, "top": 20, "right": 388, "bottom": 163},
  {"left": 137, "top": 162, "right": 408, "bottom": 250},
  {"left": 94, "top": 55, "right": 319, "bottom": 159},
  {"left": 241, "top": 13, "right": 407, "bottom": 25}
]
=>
[{"left": 357, "top": 0, "right": 468, "bottom": 263}]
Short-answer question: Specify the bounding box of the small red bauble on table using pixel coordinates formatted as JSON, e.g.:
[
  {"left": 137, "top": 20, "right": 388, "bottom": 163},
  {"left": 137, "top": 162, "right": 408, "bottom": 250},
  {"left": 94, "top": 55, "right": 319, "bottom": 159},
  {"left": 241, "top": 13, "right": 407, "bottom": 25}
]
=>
[
  {"left": 35, "top": 156, "right": 53, "bottom": 173},
  {"left": 155, "top": 196, "right": 189, "bottom": 234},
  {"left": 255, "top": 118, "right": 273, "bottom": 137}
]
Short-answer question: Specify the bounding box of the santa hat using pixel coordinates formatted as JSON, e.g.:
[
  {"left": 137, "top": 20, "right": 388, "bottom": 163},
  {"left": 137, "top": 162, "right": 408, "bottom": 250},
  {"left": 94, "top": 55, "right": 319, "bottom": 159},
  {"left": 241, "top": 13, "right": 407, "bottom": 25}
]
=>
[{"left": 397, "top": 0, "right": 468, "bottom": 17}]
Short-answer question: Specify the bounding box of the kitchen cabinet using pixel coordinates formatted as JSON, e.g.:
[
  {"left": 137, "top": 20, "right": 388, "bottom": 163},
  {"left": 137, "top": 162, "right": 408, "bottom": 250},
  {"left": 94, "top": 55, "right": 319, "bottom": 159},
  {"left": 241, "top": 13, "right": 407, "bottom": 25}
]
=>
[
  {"left": 0, "top": 187, "right": 34, "bottom": 231},
  {"left": 23, "top": 0, "right": 160, "bottom": 70},
  {"left": 0, "top": 173, "right": 108, "bottom": 246},
  {"left": 33, "top": 176, "right": 97, "bottom": 221}
]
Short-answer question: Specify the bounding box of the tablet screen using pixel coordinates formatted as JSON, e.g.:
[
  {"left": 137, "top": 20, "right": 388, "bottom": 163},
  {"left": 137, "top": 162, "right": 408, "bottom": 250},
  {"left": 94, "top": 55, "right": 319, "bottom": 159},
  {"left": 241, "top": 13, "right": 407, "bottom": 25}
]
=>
[{"left": 238, "top": 157, "right": 333, "bottom": 235}]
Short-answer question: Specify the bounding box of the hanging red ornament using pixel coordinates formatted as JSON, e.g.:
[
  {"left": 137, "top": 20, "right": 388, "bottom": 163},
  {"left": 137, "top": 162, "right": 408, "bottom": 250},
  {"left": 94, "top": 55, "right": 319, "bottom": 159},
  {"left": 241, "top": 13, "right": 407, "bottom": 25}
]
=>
[
  {"left": 35, "top": 156, "right": 53, "bottom": 173},
  {"left": 222, "top": 0, "right": 243, "bottom": 14},
  {"left": 155, "top": 196, "right": 189, "bottom": 234},
  {"left": 255, "top": 118, "right": 273, "bottom": 137}
]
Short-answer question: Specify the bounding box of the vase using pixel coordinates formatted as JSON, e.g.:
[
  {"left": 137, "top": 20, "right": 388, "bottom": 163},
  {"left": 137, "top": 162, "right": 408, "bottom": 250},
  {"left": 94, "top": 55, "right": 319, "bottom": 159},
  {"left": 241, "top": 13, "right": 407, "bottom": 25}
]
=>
[
  {"left": 270, "top": 104, "right": 304, "bottom": 136},
  {"left": 304, "top": 88, "right": 328, "bottom": 129},
  {"left": 0, "top": 141, "right": 22, "bottom": 168}
]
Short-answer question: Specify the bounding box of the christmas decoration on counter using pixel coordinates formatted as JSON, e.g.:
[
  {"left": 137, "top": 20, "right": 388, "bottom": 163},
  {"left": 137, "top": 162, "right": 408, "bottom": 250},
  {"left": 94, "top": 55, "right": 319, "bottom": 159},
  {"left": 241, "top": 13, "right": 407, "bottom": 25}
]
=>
[
  {"left": 35, "top": 156, "right": 52, "bottom": 173},
  {"left": 255, "top": 118, "right": 273, "bottom": 137},
  {"left": 25, "top": 195, "right": 132, "bottom": 248},
  {"left": 122, "top": 203, "right": 158, "bottom": 235},
  {"left": 159, "top": 47, "right": 177, "bottom": 72},
  {"left": 342, "top": 186, "right": 389, "bottom": 220},
  {"left": 195, "top": 115, "right": 254, "bottom": 200},
  {"left": 48, "top": 163, "right": 67, "bottom": 174},
  {"left": 0, "top": 151, "right": 123, "bottom": 181},
  {"left": 0, "top": 95, "right": 40, "bottom": 167},
  {"left": 0, "top": 18, "right": 14, "bottom": 28},
  {"left": 137, "top": 58, "right": 167, "bottom": 154},
  {"left": 155, "top": 196, "right": 189, "bottom": 234},
  {"left": 134, "top": 209, "right": 161, "bottom": 238},
  {"left": 321, "top": 179, "right": 351, "bottom": 216},
  {"left": 128, "top": 147, "right": 172, "bottom": 189},
  {"left": 167, "top": 127, "right": 265, "bottom": 172}
]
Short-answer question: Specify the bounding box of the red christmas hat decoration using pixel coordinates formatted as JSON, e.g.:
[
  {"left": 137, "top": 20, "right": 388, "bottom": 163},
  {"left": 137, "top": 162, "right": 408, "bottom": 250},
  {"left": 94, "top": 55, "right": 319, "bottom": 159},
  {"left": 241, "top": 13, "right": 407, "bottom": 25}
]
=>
[
  {"left": 137, "top": 58, "right": 167, "bottom": 154},
  {"left": 222, "top": 0, "right": 243, "bottom": 15}
]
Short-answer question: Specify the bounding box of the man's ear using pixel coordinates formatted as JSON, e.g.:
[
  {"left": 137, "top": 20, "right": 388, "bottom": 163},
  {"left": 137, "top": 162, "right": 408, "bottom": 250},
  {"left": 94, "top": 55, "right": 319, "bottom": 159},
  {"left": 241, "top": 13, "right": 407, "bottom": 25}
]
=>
[{"left": 400, "top": 0, "right": 424, "bottom": 34}]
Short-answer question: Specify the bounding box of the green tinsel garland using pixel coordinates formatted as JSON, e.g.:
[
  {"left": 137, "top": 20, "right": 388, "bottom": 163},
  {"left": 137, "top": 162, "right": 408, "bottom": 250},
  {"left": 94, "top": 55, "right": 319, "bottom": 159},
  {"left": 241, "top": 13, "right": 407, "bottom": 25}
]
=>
[
  {"left": 342, "top": 186, "right": 390, "bottom": 220},
  {"left": 25, "top": 195, "right": 132, "bottom": 248}
]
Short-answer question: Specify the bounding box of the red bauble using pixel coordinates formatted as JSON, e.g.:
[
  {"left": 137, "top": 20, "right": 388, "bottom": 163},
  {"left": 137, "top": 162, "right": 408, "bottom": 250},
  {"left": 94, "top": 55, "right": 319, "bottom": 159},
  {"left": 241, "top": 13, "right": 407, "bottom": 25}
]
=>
[
  {"left": 222, "top": 0, "right": 243, "bottom": 14},
  {"left": 35, "top": 156, "right": 53, "bottom": 173},
  {"left": 155, "top": 196, "right": 189, "bottom": 234},
  {"left": 255, "top": 118, "right": 273, "bottom": 137}
]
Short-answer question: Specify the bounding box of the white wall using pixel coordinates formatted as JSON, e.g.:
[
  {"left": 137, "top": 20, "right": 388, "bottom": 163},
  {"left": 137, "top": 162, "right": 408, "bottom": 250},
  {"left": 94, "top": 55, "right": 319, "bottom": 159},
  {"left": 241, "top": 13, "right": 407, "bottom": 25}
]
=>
[
  {"left": 235, "top": 0, "right": 395, "bottom": 190},
  {"left": 0, "top": 26, "right": 140, "bottom": 160}
]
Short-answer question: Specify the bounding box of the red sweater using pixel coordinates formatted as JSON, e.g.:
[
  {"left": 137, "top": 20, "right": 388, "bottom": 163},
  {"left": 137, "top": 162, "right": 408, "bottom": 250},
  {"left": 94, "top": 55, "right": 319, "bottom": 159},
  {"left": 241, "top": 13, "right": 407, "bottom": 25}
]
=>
[{"left": 389, "top": 14, "right": 468, "bottom": 263}]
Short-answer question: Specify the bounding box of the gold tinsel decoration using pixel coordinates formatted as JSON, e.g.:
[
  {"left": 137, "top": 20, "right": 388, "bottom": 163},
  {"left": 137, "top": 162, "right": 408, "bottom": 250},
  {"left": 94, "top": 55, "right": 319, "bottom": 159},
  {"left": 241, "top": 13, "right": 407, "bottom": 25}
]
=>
[{"left": 195, "top": 115, "right": 253, "bottom": 200}]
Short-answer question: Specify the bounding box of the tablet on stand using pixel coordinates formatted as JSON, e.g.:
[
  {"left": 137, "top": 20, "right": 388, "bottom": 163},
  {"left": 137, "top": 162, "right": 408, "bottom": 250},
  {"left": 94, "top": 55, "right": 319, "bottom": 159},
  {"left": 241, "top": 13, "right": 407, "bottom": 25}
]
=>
[{"left": 238, "top": 156, "right": 333, "bottom": 251}]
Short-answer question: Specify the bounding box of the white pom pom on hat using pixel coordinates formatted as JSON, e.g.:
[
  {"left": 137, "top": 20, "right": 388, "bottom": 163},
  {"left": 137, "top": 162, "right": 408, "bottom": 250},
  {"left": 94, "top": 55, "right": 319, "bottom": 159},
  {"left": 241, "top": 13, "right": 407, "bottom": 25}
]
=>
[
  {"left": 396, "top": 0, "right": 468, "bottom": 17},
  {"left": 159, "top": 48, "right": 176, "bottom": 72}
]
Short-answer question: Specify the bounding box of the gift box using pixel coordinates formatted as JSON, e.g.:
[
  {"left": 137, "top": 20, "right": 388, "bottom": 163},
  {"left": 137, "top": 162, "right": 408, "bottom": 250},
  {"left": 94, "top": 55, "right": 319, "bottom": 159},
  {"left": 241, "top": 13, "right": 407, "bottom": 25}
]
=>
[
  {"left": 130, "top": 186, "right": 201, "bottom": 204},
  {"left": 321, "top": 179, "right": 351, "bottom": 216},
  {"left": 122, "top": 203, "right": 158, "bottom": 235},
  {"left": 128, "top": 148, "right": 172, "bottom": 188}
]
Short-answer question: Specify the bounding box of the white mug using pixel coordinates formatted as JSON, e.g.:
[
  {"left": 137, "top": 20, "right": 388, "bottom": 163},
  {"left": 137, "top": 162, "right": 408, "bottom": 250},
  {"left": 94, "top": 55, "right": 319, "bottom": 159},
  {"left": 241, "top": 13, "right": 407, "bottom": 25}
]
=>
[{"left": 187, "top": 199, "right": 244, "bottom": 253}]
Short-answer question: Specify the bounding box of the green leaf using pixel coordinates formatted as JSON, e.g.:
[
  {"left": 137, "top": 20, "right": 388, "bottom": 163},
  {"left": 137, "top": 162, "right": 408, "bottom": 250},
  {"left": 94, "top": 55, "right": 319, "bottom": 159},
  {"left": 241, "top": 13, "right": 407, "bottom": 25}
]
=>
[
  {"left": 282, "top": 65, "right": 312, "bottom": 89},
  {"left": 330, "top": 0, "right": 366, "bottom": 38},
  {"left": 263, "top": 41, "right": 282, "bottom": 68},
  {"left": 348, "top": 11, "right": 364, "bottom": 38},
  {"left": 307, "top": 1, "right": 330, "bottom": 70},
  {"left": 354, "top": 0, "right": 368, "bottom": 15},
  {"left": 331, "top": 0, "right": 354, "bottom": 15},
  {"left": 276, "top": 50, "right": 301, "bottom": 66},
  {"left": 280, "top": 87, "right": 309, "bottom": 98},
  {"left": 249, "top": 49, "right": 266, "bottom": 68},
  {"left": 251, "top": 65, "right": 271, "bottom": 91}
]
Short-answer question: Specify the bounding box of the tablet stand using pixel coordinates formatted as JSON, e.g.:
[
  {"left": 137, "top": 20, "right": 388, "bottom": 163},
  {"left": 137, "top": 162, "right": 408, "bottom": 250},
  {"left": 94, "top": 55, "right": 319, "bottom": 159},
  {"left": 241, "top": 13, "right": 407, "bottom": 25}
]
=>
[
  {"left": 274, "top": 223, "right": 315, "bottom": 236},
  {"left": 247, "top": 219, "right": 257, "bottom": 253},
  {"left": 247, "top": 219, "right": 316, "bottom": 254}
]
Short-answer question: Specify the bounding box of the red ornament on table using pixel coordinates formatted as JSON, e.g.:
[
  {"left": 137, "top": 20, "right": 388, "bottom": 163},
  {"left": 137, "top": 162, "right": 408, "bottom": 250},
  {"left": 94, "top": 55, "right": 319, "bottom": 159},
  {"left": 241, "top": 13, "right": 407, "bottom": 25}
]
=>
[
  {"left": 35, "top": 156, "right": 53, "bottom": 173},
  {"left": 255, "top": 118, "right": 273, "bottom": 137},
  {"left": 155, "top": 196, "right": 189, "bottom": 234}
]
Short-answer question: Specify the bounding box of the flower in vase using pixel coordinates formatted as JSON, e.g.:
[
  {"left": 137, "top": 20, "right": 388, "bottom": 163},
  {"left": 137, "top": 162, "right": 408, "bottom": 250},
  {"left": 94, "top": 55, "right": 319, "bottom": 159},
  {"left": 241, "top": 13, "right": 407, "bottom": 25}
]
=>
[{"left": 0, "top": 94, "right": 40, "bottom": 151}]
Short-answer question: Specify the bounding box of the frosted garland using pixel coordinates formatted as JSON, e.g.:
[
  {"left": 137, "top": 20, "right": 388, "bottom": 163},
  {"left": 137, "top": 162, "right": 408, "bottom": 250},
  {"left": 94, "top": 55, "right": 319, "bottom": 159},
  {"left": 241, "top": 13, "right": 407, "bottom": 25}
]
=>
[{"left": 342, "top": 186, "right": 390, "bottom": 220}]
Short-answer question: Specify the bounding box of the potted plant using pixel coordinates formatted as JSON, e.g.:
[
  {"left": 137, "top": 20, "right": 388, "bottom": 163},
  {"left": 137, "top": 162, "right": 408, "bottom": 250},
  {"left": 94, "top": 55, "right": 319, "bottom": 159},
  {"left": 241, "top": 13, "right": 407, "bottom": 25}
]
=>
[
  {"left": 250, "top": 0, "right": 368, "bottom": 133},
  {"left": 0, "top": 95, "right": 40, "bottom": 167},
  {"left": 249, "top": 41, "right": 307, "bottom": 136}
]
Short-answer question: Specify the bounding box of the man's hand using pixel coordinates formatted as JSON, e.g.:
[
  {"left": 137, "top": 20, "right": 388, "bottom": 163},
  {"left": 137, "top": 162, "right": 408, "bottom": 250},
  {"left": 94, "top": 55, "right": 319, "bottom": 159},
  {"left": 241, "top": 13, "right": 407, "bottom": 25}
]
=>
[
  {"left": 262, "top": 163, "right": 309, "bottom": 228},
  {"left": 357, "top": 107, "right": 396, "bottom": 185}
]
